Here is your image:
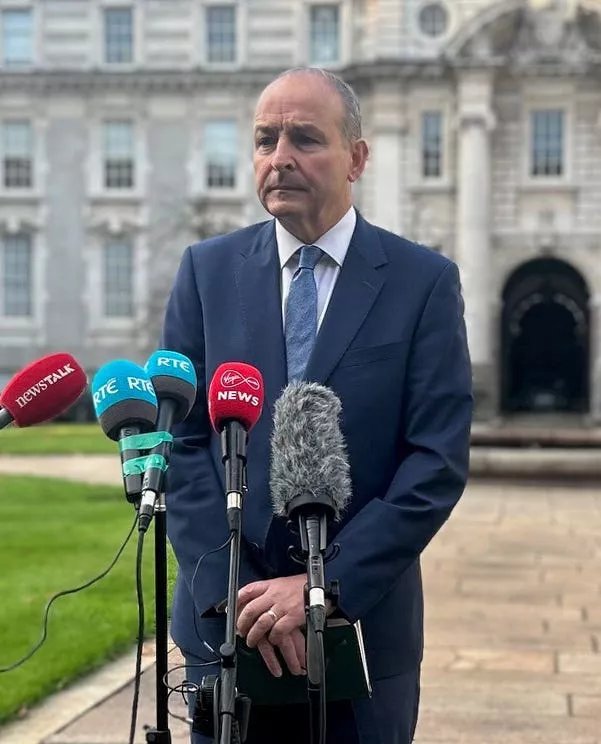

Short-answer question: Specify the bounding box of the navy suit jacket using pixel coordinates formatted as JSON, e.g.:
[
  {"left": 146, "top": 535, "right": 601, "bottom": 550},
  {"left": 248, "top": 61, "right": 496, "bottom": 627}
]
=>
[{"left": 162, "top": 212, "right": 472, "bottom": 682}]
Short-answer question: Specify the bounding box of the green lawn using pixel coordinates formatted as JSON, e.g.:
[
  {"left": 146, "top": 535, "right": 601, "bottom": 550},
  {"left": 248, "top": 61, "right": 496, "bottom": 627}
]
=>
[
  {"left": 0, "top": 475, "right": 177, "bottom": 724},
  {"left": 0, "top": 423, "right": 115, "bottom": 455}
]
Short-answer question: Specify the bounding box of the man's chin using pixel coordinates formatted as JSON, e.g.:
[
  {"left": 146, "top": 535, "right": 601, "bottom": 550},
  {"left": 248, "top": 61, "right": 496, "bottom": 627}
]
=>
[{"left": 262, "top": 191, "right": 305, "bottom": 216}]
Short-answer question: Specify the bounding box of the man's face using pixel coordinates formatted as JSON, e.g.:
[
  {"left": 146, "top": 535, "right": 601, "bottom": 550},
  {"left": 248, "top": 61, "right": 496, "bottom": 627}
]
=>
[{"left": 253, "top": 74, "right": 367, "bottom": 241}]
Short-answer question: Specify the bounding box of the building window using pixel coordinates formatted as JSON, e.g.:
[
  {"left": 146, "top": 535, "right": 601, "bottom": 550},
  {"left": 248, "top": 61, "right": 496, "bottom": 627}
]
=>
[
  {"left": 2, "top": 121, "right": 33, "bottom": 189},
  {"left": 421, "top": 112, "right": 443, "bottom": 178},
  {"left": 103, "top": 120, "right": 135, "bottom": 189},
  {"left": 206, "top": 5, "right": 236, "bottom": 64},
  {"left": 205, "top": 120, "right": 237, "bottom": 189},
  {"left": 309, "top": 5, "right": 340, "bottom": 65},
  {"left": 104, "top": 237, "right": 133, "bottom": 317},
  {"left": 531, "top": 110, "right": 564, "bottom": 177},
  {"left": 2, "top": 233, "right": 32, "bottom": 317},
  {"left": 104, "top": 7, "right": 133, "bottom": 64},
  {"left": 418, "top": 3, "right": 449, "bottom": 38},
  {"left": 2, "top": 9, "right": 33, "bottom": 67}
]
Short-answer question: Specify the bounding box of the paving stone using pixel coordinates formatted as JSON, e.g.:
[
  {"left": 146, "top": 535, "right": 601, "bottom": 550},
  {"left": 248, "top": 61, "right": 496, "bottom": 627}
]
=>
[
  {"left": 558, "top": 653, "right": 601, "bottom": 674},
  {"left": 423, "top": 598, "right": 583, "bottom": 623},
  {"left": 571, "top": 694, "right": 601, "bottom": 717},
  {"left": 414, "top": 708, "right": 600, "bottom": 743},
  {"left": 444, "top": 649, "right": 555, "bottom": 673},
  {"left": 422, "top": 667, "right": 601, "bottom": 696},
  {"left": 419, "top": 672, "right": 568, "bottom": 715}
]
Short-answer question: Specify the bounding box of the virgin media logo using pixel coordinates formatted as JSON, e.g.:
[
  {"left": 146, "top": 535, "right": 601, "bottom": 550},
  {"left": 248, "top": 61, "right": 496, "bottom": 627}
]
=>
[{"left": 221, "top": 370, "right": 261, "bottom": 391}]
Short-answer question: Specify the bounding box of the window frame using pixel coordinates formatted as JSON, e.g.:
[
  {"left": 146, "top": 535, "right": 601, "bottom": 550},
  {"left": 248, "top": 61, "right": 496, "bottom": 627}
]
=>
[
  {"left": 308, "top": 3, "right": 341, "bottom": 67},
  {"left": 410, "top": 98, "right": 452, "bottom": 190},
  {"left": 530, "top": 108, "right": 565, "bottom": 179},
  {"left": 297, "top": 0, "right": 350, "bottom": 68},
  {"left": 102, "top": 235, "right": 134, "bottom": 319},
  {"left": 418, "top": 2, "right": 449, "bottom": 39},
  {"left": 103, "top": 5, "right": 134, "bottom": 66},
  {"left": 522, "top": 94, "right": 573, "bottom": 187},
  {"left": 421, "top": 110, "right": 444, "bottom": 180},
  {"left": 203, "top": 118, "right": 239, "bottom": 192},
  {"left": 0, "top": 231, "right": 34, "bottom": 322},
  {"left": 102, "top": 119, "right": 136, "bottom": 192},
  {"left": 2, "top": 119, "right": 34, "bottom": 190},
  {"left": 1, "top": 7, "right": 34, "bottom": 68},
  {"left": 205, "top": 3, "right": 237, "bottom": 65}
]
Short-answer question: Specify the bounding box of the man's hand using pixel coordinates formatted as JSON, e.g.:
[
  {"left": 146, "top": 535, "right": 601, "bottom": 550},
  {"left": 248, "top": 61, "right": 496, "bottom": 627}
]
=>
[{"left": 236, "top": 575, "right": 306, "bottom": 677}]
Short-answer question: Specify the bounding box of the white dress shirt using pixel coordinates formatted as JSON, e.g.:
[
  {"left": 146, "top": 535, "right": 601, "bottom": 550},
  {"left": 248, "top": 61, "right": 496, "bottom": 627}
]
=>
[{"left": 276, "top": 206, "right": 357, "bottom": 331}]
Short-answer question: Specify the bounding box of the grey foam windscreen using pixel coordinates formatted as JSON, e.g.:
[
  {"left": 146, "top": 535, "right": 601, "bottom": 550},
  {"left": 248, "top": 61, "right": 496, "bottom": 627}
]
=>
[{"left": 270, "top": 381, "right": 351, "bottom": 521}]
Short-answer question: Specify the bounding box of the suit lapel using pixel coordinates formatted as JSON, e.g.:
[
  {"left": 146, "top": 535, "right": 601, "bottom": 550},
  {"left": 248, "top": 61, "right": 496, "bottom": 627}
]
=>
[
  {"left": 235, "top": 222, "right": 287, "bottom": 416},
  {"left": 306, "top": 214, "right": 388, "bottom": 384}
]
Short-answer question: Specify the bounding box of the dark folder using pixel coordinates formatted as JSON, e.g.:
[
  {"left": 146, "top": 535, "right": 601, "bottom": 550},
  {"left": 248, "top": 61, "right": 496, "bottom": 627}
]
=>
[{"left": 235, "top": 618, "right": 372, "bottom": 706}]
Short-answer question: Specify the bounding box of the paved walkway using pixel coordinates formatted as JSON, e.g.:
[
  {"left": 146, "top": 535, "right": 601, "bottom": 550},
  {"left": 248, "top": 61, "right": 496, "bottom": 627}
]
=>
[{"left": 0, "top": 457, "right": 600, "bottom": 743}]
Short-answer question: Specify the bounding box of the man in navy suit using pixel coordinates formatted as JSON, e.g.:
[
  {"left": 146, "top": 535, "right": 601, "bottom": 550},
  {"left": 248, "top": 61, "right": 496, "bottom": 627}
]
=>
[{"left": 162, "top": 67, "right": 472, "bottom": 743}]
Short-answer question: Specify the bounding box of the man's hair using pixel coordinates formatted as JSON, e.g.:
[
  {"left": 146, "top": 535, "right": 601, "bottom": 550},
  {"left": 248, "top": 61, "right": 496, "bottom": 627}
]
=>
[{"left": 273, "top": 67, "right": 362, "bottom": 142}]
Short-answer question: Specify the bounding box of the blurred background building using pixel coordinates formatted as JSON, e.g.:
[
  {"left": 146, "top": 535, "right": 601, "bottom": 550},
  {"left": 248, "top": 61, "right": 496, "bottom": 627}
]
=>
[{"left": 0, "top": 0, "right": 599, "bottom": 424}]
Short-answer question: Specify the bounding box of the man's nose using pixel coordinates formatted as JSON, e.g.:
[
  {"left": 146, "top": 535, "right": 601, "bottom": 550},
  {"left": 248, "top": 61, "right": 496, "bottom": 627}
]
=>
[{"left": 271, "top": 137, "right": 295, "bottom": 171}]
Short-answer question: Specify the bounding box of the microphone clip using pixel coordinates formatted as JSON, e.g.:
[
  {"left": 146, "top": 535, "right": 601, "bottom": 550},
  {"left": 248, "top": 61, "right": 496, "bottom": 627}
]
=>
[
  {"left": 287, "top": 541, "right": 340, "bottom": 567},
  {"left": 303, "top": 579, "right": 340, "bottom": 616}
]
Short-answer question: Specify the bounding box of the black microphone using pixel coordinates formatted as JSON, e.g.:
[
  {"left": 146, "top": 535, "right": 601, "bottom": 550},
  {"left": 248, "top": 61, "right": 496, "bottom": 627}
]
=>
[
  {"left": 137, "top": 350, "right": 197, "bottom": 533},
  {"left": 270, "top": 381, "right": 351, "bottom": 632}
]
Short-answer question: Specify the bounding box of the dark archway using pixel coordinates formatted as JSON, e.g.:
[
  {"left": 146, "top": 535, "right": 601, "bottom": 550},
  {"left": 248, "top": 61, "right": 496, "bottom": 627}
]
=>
[{"left": 501, "top": 258, "right": 590, "bottom": 414}]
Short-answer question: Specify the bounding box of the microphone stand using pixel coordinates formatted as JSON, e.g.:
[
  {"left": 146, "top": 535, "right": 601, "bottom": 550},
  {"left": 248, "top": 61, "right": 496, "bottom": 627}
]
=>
[
  {"left": 217, "top": 421, "right": 251, "bottom": 744},
  {"left": 143, "top": 494, "right": 171, "bottom": 744},
  {"left": 141, "top": 401, "right": 176, "bottom": 744},
  {"left": 301, "top": 514, "right": 327, "bottom": 744},
  {"left": 290, "top": 499, "right": 337, "bottom": 744}
]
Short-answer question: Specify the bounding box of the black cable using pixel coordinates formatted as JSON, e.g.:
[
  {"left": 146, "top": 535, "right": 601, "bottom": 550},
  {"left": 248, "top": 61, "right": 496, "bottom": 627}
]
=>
[
  {"left": 319, "top": 630, "right": 326, "bottom": 744},
  {"left": 128, "top": 530, "right": 146, "bottom": 744},
  {"left": 161, "top": 662, "right": 216, "bottom": 725},
  {"left": 167, "top": 684, "right": 196, "bottom": 724},
  {"left": 190, "top": 535, "right": 233, "bottom": 655},
  {"left": 0, "top": 514, "right": 139, "bottom": 674}
]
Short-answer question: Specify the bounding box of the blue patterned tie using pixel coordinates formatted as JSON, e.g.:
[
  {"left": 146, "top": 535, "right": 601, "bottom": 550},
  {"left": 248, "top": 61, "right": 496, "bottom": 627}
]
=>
[{"left": 285, "top": 244, "right": 323, "bottom": 381}]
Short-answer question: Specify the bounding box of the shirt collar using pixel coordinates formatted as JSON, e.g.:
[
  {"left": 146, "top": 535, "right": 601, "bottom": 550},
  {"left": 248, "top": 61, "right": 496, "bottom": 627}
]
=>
[{"left": 276, "top": 206, "right": 357, "bottom": 270}]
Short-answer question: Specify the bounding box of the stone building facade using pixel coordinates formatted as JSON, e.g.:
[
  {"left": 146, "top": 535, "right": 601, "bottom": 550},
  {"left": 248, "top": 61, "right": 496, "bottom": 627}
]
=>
[{"left": 0, "top": 0, "right": 600, "bottom": 423}]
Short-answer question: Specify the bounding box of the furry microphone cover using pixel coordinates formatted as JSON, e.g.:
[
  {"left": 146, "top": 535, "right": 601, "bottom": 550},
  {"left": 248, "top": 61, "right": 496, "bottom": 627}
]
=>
[{"left": 270, "top": 380, "right": 351, "bottom": 521}]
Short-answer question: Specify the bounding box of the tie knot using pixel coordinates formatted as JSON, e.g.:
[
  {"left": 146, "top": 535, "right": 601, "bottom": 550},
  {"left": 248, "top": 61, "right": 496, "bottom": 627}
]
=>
[{"left": 298, "top": 244, "right": 323, "bottom": 271}]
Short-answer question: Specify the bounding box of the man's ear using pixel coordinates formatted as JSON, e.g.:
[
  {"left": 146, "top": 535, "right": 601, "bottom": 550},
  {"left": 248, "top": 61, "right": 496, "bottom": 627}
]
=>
[{"left": 348, "top": 139, "right": 369, "bottom": 183}]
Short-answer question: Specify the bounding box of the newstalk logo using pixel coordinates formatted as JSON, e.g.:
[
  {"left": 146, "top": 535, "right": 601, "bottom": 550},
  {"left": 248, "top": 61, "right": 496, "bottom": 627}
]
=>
[{"left": 16, "top": 364, "right": 76, "bottom": 409}]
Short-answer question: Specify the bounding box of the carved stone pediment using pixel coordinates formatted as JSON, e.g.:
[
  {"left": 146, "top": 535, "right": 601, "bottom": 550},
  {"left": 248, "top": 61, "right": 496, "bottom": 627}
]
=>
[
  {"left": 510, "top": 3, "right": 601, "bottom": 69},
  {"left": 445, "top": 0, "right": 601, "bottom": 70}
]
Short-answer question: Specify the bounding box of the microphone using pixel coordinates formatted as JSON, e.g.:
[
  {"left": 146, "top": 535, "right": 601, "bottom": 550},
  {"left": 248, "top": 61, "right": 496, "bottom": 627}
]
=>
[
  {"left": 137, "top": 349, "right": 197, "bottom": 533},
  {"left": 92, "top": 360, "right": 158, "bottom": 504},
  {"left": 0, "top": 352, "right": 87, "bottom": 430},
  {"left": 270, "top": 381, "right": 351, "bottom": 631},
  {"left": 208, "top": 362, "right": 264, "bottom": 524}
]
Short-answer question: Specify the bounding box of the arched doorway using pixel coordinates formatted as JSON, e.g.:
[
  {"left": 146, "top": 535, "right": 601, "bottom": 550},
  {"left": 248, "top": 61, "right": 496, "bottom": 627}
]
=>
[{"left": 501, "top": 258, "right": 590, "bottom": 414}]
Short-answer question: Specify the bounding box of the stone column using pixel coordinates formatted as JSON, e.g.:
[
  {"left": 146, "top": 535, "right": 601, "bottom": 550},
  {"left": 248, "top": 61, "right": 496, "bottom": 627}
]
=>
[
  {"left": 370, "top": 80, "right": 407, "bottom": 236},
  {"left": 590, "top": 293, "right": 601, "bottom": 424},
  {"left": 455, "top": 71, "right": 496, "bottom": 419}
]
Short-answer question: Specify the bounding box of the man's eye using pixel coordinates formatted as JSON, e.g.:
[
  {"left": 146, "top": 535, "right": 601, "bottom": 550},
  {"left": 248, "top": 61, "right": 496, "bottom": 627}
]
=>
[{"left": 257, "top": 137, "right": 275, "bottom": 147}]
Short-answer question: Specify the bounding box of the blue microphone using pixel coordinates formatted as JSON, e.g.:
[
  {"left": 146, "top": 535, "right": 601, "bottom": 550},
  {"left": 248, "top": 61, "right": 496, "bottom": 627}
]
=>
[
  {"left": 92, "top": 360, "right": 158, "bottom": 504},
  {"left": 137, "top": 350, "right": 197, "bottom": 532}
]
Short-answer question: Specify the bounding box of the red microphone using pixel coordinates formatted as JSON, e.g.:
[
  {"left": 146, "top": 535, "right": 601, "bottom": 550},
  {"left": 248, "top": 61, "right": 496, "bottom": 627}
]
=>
[
  {"left": 208, "top": 362, "right": 264, "bottom": 511},
  {"left": 0, "top": 352, "right": 88, "bottom": 430},
  {"left": 208, "top": 362, "right": 264, "bottom": 433}
]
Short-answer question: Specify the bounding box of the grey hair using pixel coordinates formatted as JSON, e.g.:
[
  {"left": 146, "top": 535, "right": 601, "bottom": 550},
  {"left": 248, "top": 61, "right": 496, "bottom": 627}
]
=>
[{"left": 273, "top": 67, "right": 362, "bottom": 142}]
